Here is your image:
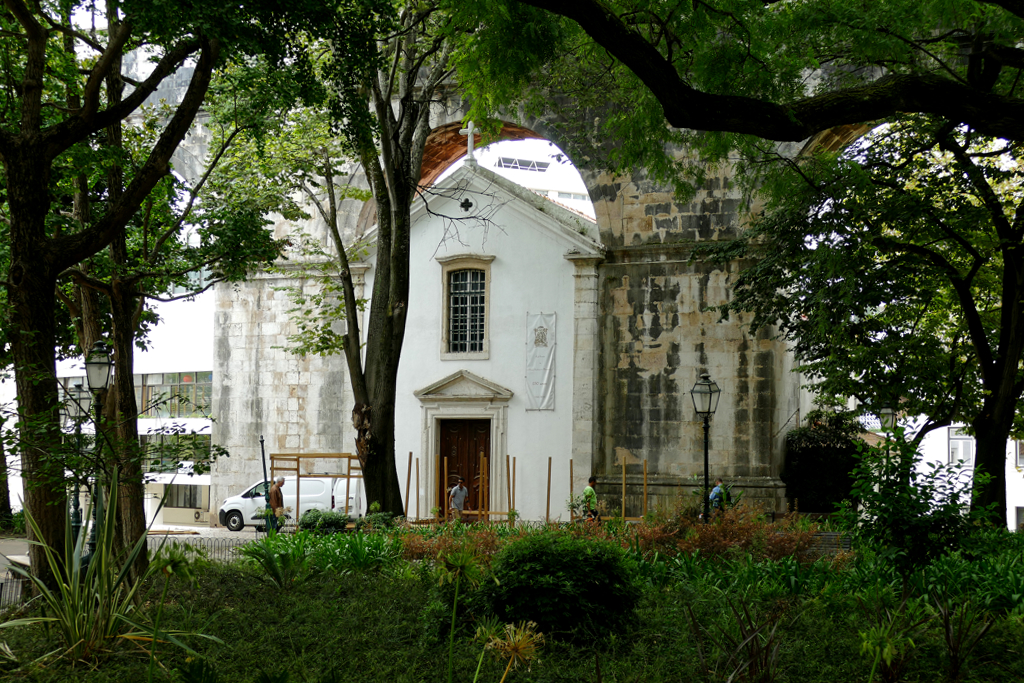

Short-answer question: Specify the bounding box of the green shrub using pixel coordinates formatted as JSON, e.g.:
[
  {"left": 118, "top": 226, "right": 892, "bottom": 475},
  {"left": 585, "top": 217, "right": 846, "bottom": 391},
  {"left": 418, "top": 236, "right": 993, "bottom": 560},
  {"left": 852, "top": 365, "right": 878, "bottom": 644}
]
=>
[
  {"left": 310, "top": 531, "right": 402, "bottom": 574},
  {"left": 782, "top": 409, "right": 863, "bottom": 513},
  {"left": 9, "top": 510, "right": 25, "bottom": 535},
  {"left": 238, "top": 531, "right": 315, "bottom": 588},
  {"left": 299, "top": 509, "right": 351, "bottom": 534},
  {"left": 481, "top": 531, "right": 640, "bottom": 640},
  {"left": 836, "top": 430, "right": 986, "bottom": 578}
]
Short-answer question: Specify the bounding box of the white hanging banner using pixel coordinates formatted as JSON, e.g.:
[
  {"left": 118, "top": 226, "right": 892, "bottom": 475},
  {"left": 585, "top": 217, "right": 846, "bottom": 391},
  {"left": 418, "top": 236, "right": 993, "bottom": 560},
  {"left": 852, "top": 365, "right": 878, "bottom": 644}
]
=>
[{"left": 526, "top": 312, "right": 556, "bottom": 410}]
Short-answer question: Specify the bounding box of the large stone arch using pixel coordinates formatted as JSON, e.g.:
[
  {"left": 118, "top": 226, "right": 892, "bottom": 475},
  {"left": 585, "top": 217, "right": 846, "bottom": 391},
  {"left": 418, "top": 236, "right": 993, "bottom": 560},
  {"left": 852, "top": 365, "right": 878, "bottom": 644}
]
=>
[
  {"left": 409, "top": 109, "right": 797, "bottom": 512},
  {"left": 209, "top": 98, "right": 804, "bottom": 517}
]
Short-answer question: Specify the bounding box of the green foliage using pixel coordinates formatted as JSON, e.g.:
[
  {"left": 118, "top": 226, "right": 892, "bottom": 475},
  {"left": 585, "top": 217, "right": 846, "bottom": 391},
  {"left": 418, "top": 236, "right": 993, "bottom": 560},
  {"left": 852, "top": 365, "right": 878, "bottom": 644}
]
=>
[
  {"left": 7, "top": 510, "right": 24, "bottom": 535},
  {"left": 0, "top": 471, "right": 215, "bottom": 664},
  {"left": 482, "top": 530, "right": 641, "bottom": 640},
  {"left": 238, "top": 531, "right": 316, "bottom": 588},
  {"left": 784, "top": 409, "right": 865, "bottom": 513},
  {"left": 299, "top": 509, "right": 351, "bottom": 534},
  {"left": 688, "top": 600, "right": 784, "bottom": 683},
  {"left": 308, "top": 531, "right": 403, "bottom": 574},
  {"left": 454, "top": 0, "right": 1024, "bottom": 196},
  {"left": 837, "top": 431, "right": 989, "bottom": 577},
  {"left": 359, "top": 505, "right": 398, "bottom": 531},
  {"left": 8, "top": 521, "right": 1024, "bottom": 681},
  {"left": 708, "top": 115, "right": 1024, "bottom": 521},
  {"left": 175, "top": 658, "right": 221, "bottom": 683}
]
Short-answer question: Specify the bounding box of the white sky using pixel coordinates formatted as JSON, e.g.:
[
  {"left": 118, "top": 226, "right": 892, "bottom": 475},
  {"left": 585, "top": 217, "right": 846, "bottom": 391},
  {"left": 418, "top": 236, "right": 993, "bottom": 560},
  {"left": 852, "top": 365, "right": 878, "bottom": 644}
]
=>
[{"left": 440, "top": 138, "right": 595, "bottom": 219}]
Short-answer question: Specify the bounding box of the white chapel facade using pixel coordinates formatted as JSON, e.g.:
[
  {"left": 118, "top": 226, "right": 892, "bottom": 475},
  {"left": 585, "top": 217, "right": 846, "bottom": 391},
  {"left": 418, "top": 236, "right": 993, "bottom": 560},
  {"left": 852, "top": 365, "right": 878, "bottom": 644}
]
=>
[{"left": 209, "top": 148, "right": 606, "bottom": 522}]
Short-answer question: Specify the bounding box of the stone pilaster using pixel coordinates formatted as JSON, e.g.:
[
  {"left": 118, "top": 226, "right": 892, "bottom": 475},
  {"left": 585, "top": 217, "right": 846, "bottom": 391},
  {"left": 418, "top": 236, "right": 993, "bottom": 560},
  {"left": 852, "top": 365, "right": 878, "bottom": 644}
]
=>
[{"left": 565, "top": 252, "right": 603, "bottom": 496}]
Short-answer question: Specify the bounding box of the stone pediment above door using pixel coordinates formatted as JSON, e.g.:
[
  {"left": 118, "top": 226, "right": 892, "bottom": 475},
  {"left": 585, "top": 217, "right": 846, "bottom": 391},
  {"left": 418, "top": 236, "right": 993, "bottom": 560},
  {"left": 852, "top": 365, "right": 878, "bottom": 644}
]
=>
[{"left": 414, "top": 370, "right": 513, "bottom": 403}]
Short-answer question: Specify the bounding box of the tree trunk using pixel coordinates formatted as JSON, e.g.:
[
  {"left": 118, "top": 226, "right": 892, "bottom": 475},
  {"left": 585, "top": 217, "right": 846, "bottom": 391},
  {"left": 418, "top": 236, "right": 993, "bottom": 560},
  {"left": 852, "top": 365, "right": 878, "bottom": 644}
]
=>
[
  {"left": 0, "top": 416, "right": 12, "bottom": 527},
  {"left": 357, "top": 410, "right": 405, "bottom": 516},
  {"left": 110, "top": 276, "right": 147, "bottom": 573},
  {"left": 7, "top": 144, "right": 67, "bottom": 589},
  {"left": 971, "top": 398, "right": 1014, "bottom": 528}
]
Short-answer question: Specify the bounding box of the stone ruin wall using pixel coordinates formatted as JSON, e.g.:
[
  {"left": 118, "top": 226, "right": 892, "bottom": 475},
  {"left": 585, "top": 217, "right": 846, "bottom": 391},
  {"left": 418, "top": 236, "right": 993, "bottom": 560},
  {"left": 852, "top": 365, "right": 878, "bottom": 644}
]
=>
[
  {"left": 585, "top": 162, "right": 797, "bottom": 517},
  {"left": 204, "top": 106, "right": 799, "bottom": 516},
  {"left": 209, "top": 194, "right": 368, "bottom": 511}
]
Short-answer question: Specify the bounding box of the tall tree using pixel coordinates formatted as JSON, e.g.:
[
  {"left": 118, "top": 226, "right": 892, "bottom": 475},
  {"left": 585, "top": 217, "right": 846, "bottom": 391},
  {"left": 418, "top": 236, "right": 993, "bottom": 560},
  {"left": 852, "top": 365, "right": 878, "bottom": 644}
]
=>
[
  {"left": 0, "top": 0, "right": 388, "bottom": 586},
  {"left": 710, "top": 116, "right": 1024, "bottom": 526},
  {"left": 211, "top": 1, "right": 464, "bottom": 515},
  {"left": 311, "top": 4, "right": 454, "bottom": 514},
  {"left": 57, "top": 101, "right": 286, "bottom": 568}
]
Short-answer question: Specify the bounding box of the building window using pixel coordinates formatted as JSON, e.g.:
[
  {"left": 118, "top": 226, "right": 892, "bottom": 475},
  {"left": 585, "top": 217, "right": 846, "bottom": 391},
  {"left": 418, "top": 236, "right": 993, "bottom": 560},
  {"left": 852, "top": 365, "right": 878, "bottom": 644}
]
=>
[
  {"left": 165, "top": 483, "right": 200, "bottom": 509},
  {"left": 949, "top": 427, "right": 974, "bottom": 466},
  {"left": 141, "top": 432, "right": 212, "bottom": 473},
  {"left": 1017, "top": 441, "right": 1024, "bottom": 468},
  {"left": 136, "top": 371, "right": 213, "bottom": 418},
  {"left": 59, "top": 372, "right": 210, "bottom": 419},
  {"left": 437, "top": 254, "right": 494, "bottom": 360},
  {"left": 449, "top": 270, "right": 486, "bottom": 353},
  {"left": 1017, "top": 507, "right": 1024, "bottom": 531},
  {"left": 495, "top": 157, "right": 549, "bottom": 172}
]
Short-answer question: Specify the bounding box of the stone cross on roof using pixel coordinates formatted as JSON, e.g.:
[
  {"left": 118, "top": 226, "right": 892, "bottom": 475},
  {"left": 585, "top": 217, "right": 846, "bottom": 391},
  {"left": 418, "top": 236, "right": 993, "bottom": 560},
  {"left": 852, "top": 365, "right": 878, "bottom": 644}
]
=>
[{"left": 459, "top": 120, "right": 477, "bottom": 163}]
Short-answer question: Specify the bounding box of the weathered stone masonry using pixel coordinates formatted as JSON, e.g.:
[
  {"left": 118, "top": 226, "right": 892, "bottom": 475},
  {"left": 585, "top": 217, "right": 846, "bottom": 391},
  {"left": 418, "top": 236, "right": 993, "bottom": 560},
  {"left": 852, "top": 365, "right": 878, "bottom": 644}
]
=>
[
  {"left": 587, "top": 164, "right": 794, "bottom": 514},
  {"left": 205, "top": 109, "right": 798, "bottom": 516}
]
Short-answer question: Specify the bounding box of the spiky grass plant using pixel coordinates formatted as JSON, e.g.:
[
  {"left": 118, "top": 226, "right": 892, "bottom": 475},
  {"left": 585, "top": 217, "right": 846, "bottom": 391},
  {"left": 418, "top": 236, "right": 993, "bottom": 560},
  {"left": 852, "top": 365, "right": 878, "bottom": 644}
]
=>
[{"left": 0, "top": 470, "right": 216, "bottom": 665}]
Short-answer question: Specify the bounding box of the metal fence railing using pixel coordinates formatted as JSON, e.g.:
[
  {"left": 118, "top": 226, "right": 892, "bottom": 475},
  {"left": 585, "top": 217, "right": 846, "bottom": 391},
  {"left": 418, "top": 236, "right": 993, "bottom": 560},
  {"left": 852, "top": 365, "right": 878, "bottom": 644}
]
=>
[
  {"left": 0, "top": 570, "right": 26, "bottom": 613},
  {"left": 0, "top": 535, "right": 256, "bottom": 613},
  {"left": 147, "top": 535, "right": 253, "bottom": 563}
]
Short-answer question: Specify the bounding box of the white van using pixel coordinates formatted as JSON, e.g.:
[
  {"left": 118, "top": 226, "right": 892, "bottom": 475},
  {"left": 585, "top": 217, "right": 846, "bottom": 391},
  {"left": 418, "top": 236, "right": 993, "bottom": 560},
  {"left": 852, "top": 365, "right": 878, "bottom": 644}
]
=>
[{"left": 218, "top": 476, "right": 364, "bottom": 531}]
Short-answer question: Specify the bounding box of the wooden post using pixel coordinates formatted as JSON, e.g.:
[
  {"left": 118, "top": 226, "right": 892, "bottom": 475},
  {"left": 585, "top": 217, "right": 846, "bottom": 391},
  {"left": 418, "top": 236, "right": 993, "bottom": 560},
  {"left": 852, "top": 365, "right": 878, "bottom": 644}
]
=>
[
  {"left": 416, "top": 457, "right": 420, "bottom": 521},
  {"left": 505, "top": 455, "right": 512, "bottom": 519},
  {"left": 569, "top": 458, "right": 574, "bottom": 522},
  {"left": 621, "top": 460, "right": 626, "bottom": 519},
  {"left": 404, "top": 452, "right": 412, "bottom": 518},
  {"left": 512, "top": 456, "right": 517, "bottom": 513},
  {"left": 546, "top": 456, "right": 552, "bottom": 523},
  {"left": 443, "top": 456, "right": 448, "bottom": 521},
  {"left": 643, "top": 459, "right": 648, "bottom": 518},
  {"left": 345, "top": 458, "right": 352, "bottom": 515}
]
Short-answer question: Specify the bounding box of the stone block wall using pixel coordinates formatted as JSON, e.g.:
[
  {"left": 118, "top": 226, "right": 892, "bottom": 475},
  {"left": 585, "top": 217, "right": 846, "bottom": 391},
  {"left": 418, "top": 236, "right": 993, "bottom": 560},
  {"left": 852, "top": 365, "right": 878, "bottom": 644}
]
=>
[
  {"left": 586, "top": 163, "right": 796, "bottom": 515},
  {"left": 210, "top": 273, "right": 354, "bottom": 510}
]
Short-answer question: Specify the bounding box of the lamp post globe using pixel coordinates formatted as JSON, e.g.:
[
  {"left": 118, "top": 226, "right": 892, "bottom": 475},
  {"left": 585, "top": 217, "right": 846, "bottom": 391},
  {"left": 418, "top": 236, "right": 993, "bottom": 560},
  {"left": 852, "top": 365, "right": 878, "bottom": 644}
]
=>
[
  {"left": 690, "top": 373, "right": 721, "bottom": 524},
  {"left": 878, "top": 404, "right": 896, "bottom": 431},
  {"left": 85, "top": 341, "right": 113, "bottom": 392}
]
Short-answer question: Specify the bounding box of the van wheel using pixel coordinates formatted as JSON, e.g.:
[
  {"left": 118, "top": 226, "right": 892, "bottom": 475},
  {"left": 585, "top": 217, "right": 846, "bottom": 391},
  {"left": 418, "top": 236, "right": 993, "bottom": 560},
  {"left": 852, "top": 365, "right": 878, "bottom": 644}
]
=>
[{"left": 225, "top": 511, "right": 244, "bottom": 532}]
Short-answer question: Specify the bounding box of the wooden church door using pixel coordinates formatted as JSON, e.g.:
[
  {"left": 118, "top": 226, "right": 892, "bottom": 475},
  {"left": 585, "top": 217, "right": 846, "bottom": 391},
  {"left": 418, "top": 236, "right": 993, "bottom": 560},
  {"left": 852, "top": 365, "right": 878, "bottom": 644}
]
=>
[{"left": 439, "top": 419, "right": 490, "bottom": 512}]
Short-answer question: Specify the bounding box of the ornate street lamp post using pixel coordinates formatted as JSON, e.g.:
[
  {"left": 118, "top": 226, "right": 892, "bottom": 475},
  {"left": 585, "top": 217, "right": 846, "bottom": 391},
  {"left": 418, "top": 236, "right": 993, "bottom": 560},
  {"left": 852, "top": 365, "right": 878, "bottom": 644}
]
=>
[
  {"left": 878, "top": 404, "right": 897, "bottom": 431},
  {"left": 690, "top": 373, "right": 721, "bottom": 524},
  {"left": 63, "top": 383, "right": 91, "bottom": 543},
  {"left": 84, "top": 341, "right": 113, "bottom": 557}
]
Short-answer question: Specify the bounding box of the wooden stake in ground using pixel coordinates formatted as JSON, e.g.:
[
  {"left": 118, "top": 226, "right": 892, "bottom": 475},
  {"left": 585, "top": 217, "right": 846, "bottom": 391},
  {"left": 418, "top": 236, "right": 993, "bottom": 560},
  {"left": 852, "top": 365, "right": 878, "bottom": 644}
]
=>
[
  {"left": 621, "top": 460, "right": 626, "bottom": 519},
  {"left": 569, "top": 458, "right": 574, "bottom": 522},
  {"left": 443, "top": 456, "right": 448, "bottom": 521},
  {"left": 512, "top": 456, "right": 517, "bottom": 513},
  {"left": 404, "top": 452, "right": 412, "bottom": 518},
  {"left": 546, "top": 456, "right": 552, "bottom": 523},
  {"left": 505, "top": 454, "right": 512, "bottom": 525},
  {"left": 416, "top": 457, "right": 420, "bottom": 520},
  {"left": 643, "top": 459, "right": 648, "bottom": 518}
]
